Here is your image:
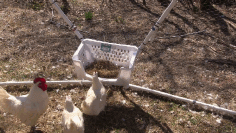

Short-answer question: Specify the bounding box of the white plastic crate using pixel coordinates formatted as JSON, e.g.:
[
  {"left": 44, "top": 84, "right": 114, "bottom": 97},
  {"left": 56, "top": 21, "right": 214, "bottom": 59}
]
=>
[
  {"left": 72, "top": 39, "right": 138, "bottom": 88},
  {"left": 51, "top": 0, "right": 177, "bottom": 88}
]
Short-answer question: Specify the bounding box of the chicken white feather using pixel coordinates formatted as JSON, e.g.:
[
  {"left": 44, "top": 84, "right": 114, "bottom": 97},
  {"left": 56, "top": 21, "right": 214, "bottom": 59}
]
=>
[
  {"left": 0, "top": 78, "right": 49, "bottom": 128},
  {"left": 62, "top": 95, "right": 84, "bottom": 133},
  {"left": 81, "top": 72, "right": 107, "bottom": 115}
]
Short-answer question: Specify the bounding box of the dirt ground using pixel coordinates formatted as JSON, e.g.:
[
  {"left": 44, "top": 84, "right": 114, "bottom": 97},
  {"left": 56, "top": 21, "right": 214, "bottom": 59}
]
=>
[{"left": 0, "top": 0, "right": 236, "bottom": 132}]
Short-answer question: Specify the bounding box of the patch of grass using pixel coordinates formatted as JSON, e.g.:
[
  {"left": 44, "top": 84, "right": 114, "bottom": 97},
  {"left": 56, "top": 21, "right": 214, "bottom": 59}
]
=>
[
  {"left": 115, "top": 16, "right": 124, "bottom": 24},
  {"left": 114, "top": 129, "right": 120, "bottom": 133},
  {"left": 30, "top": 1, "right": 44, "bottom": 11},
  {"left": 71, "top": 0, "right": 80, "bottom": 5},
  {"left": 190, "top": 118, "right": 197, "bottom": 125},
  {"left": 60, "top": 5, "right": 65, "bottom": 11},
  {"left": 168, "top": 102, "right": 178, "bottom": 111},
  {"left": 85, "top": 11, "right": 93, "bottom": 20}
]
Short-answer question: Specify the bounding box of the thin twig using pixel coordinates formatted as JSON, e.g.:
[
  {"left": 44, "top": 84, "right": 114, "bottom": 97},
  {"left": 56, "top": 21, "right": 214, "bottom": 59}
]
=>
[
  {"left": 204, "top": 31, "right": 236, "bottom": 50},
  {"left": 156, "top": 30, "right": 206, "bottom": 39}
]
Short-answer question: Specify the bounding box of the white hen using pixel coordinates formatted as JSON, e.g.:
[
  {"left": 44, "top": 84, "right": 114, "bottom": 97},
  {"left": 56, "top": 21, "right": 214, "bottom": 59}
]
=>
[
  {"left": 81, "top": 72, "right": 107, "bottom": 116},
  {"left": 0, "top": 78, "right": 49, "bottom": 132},
  {"left": 62, "top": 95, "right": 84, "bottom": 133}
]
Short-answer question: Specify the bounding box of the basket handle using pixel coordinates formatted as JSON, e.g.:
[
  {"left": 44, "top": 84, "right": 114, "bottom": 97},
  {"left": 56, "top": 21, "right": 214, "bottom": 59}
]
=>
[
  {"left": 139, "top": 0, "right": 178, "bottom": 50},
  {"left": 49, "top": 0, "right": 83, "bottom": 40}
]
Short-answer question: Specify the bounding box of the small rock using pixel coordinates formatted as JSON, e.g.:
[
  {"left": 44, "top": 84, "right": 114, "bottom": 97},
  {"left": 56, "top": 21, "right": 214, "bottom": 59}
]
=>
[
  {"left": 70, "top": 89, "right": 76, "bottom": 93},
  {"left": 201, "top": 112, "right": 205, "bottom": 117},
  {"left": 67, "top": 75, "right": 72, "bottom": 79},
  {"left": 207, "top": 94, "right": 212, "bottom": 96},
  {"left": 189, "top": 109, "right": 197, "bottom": 114},
  {"left": 3, "top": 113, "right": 7, "bottom": 116},
  {"left": 178, "top": 118, "right": 183, "bottom": 123},
  {"left": 56, "top": 104, "right": 63, "bottom": 111},
  {"left": 216, "top": 118, "right": 222, "bottom": 123},
  {"left": 143, "top": 104, "right": 149, "bottom": 107},
  {"left": 220, "top": 103, "right": 228, "bottom": 109},
  {"left": 208, "top": 97, "right": 213, "bottom": 100},
  {"left": 150, "top": 83, "right": 154, "bottom": 87},
  {"left": 142, "top": 84, "right": 149, "bottom": 88},
  {"left": 170, "top": 111, "right": 174, "bottom": 114},
  {"left": 212, "top": 113, "right": 219, "bottom": 118},
  {"left": 187, "top": 121, "right": 191, "bottom": 127},
  {"left": 132, "top": 92, "right": 138, "bottom": 97},
  {"left": 212, "top": 103, "right": 218, "bottom": 107},
  {"left": 56, "top": 89, "right": 59, "bottom": 93},
  {"left": 122, "top": 100, "right": 126, "bottom": 104}
]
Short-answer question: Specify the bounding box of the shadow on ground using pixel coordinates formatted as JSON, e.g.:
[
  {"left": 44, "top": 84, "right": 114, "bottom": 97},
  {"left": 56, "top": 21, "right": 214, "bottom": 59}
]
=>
[
  {"left": 83, "top": 87, "right": 173, "bottom": 133},
  {"left": 0, "top": 128, "right": 5, "bottom": 133}
]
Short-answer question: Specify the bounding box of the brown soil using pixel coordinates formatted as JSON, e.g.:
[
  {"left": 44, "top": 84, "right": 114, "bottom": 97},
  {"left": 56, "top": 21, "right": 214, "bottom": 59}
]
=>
[{"left": 0, "top": 0, "right": 236, "bottom": 132}]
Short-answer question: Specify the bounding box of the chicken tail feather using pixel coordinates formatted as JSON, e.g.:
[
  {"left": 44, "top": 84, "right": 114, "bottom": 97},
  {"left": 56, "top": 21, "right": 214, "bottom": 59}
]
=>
[
  {"left": 71, "top": 117, "right": 84, "bottom": 132},
  {"left": 0, "top": 87, "right": 10, "bottom": 109},
  {"left": 0, "top": 87, "right": 10, "bottom": 100}
]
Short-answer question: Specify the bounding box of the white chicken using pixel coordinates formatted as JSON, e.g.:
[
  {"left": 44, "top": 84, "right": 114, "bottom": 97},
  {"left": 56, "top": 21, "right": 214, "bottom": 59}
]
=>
[
  {"left": 81, "top": 72, "right": 107, "bottom": 115},
  {"left": 62, "top": 95, "right": 84, "bottom": 133},
  {"left": 0, "top": 78, "right": 49, "bottom": 132}
]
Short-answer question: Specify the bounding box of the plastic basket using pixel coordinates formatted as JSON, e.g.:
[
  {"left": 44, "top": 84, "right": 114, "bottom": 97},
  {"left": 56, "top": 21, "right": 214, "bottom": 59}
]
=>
[
  {"left": 50, "top": 0, "right": 177, "bottom": 88},
  {"left": 72, "top": 39, "right": 138, "bottom": 88}
]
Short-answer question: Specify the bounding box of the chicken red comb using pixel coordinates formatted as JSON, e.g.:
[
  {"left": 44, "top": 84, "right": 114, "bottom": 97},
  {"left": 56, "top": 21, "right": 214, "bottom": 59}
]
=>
[
  {"left": 34, "top": 78, "right": 47, "bottom": 91},
  {"left": 34, "top": 78, "right": 46, "bottom": 84}
]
